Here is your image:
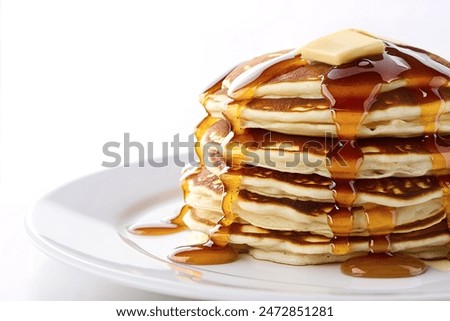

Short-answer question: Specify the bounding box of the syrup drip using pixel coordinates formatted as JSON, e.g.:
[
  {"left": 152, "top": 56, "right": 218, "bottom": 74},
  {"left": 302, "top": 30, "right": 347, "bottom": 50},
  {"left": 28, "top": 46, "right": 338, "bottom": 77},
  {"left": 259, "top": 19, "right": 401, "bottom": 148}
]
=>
[
  {"left": 331, "top": 179, "right": 355, "bottom": 207},
  {"left": 169, "top": 242, "right": 238, "bottom": 265},
  {"left": 326, "top": 141, "right": 363, "bottom": 181},
  {"left": 219, "top": 173, "right": 242, "bottom": 226},
  {"left": 196, "top": 118, "right": 250, "bottom": 229},
  {"left": 341, "top": 253, "right": 427, "bottom": 278},
  {"left": 364, "top": 204, "right": 396, "bottom": 235},
  {"left": 323, "top": 50, "right": 386, "bottom": 236},
  {"left": 129, "top": 205, "right": 189, "bottom": 236},
  {"left": 327, "top": 206, "right": 353, "bottom": 237},
  {"left": 195, "top": 116, "right": 221, "bottom": 165},
  {"left": 181, "top": 175, "right": 190, "bottom": 200},
  {"left": 223, "top": 103, "right": 246, "bottom": 135},
  {"left": 331, "top": 237, "right": 351, "bottom": 255},
  {"left": 327, "top": 179, "right": 356, "bottom": 237},
  {"left": 369, "top": 235, "right": 392, "bottom": 253},
  {"left": 210, "top": 225, "right": 231, "bottom": 247},
  {"left": 224, "top": 140, "right": 248, "bottom": 170}
]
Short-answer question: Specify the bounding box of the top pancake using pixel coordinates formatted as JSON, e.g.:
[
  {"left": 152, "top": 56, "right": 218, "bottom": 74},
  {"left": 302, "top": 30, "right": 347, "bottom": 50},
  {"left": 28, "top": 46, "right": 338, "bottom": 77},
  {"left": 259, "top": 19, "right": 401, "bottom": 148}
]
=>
[{"left": 200, "top": 42, "right": 450, "bottom": 138}]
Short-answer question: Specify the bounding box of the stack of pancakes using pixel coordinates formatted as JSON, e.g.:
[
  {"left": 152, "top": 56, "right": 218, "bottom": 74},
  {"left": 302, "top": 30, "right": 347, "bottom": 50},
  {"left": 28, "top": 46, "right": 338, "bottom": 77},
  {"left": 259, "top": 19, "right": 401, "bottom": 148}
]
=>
[{"left": 181, "top": 32, "right": 450, "bottom": 266}]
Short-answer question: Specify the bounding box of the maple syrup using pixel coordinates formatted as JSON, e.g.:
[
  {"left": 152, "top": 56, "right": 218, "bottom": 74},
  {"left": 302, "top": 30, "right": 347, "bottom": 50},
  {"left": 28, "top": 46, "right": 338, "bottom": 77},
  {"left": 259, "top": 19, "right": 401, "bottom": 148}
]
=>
[
  {"left": 341, "top": 253, "right": 427, "bottom": 278},
  {"left": 219, "top": 173, "right": 242, "bottom": 226},
  {"left": 129, "top": 205, "right": 189, "bottom": 236},
  {"left": 364, "top": 205, "right": 396, "bottom": 235},
  {"left": 327, "top": 206, "right": 353, "bottom": 236},
  {"left": 169, "top": 242, "right": 238, "bottom": 265},
  {"left": 331, "top": 237, "right": 351, "bottom": 255}
]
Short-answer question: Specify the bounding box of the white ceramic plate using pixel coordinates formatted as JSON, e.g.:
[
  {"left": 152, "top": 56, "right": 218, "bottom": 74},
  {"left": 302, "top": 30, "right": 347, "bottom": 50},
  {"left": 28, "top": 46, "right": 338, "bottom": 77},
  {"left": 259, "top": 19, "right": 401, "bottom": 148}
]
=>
[{"left": 26, "top": 154, "right": 450, "bottom": 300}]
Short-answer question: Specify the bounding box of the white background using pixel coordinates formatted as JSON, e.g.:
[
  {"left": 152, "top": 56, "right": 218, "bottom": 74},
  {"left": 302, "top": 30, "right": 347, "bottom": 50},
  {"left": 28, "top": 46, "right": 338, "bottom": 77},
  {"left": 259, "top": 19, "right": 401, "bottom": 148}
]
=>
[{"left": 1, "top": 0, "right": 449, "bottom": 300}]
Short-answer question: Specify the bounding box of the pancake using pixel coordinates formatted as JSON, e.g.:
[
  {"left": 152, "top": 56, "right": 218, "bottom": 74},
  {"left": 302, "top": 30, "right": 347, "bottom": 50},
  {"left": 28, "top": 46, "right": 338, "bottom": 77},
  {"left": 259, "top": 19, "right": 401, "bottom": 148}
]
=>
[
  {"left": 183, "top": 207, "right": 450, "bottom": 265},
  {"left": 203, "top": 87, "right": 450, "bottom": 138},
  {"left": 197, "top": 117, "right": 450, "bottom": 179},
  {"left": 184, "top": 165, "right": 444, "bottom": 208},
  {"left": 200, "top": 42, "right": 450, "bottom": 138},
  {"left": 184, "top": 166, "right": 447, "bottom": 238}
]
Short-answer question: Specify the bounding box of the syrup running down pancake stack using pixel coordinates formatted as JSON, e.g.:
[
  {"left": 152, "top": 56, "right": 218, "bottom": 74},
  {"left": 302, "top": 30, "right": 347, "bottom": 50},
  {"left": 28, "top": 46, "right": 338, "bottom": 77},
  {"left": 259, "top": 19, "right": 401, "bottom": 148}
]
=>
[{"left": 176, "top": 30, "right": 450, "bottom": 277}]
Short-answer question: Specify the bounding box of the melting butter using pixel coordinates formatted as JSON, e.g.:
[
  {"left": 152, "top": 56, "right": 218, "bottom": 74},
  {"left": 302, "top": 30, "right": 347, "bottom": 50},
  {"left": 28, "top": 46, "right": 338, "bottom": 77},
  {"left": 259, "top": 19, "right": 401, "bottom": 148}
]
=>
[{"left": 301, "top": 29, "right": 385, "bottom": 65}]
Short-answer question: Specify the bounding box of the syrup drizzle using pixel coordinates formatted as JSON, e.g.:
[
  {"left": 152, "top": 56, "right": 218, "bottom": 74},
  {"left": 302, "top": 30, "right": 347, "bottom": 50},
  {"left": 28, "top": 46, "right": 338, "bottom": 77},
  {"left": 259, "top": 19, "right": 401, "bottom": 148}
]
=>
[
  {"left": 369, "top": 235, "right": 392, "bottom": 253},
  {"left": 219, "top": 173, "right": 242, "bottom": 226},
  {"left": 327, "top": 206, "right": 353, "bottom": 237},
  {"left": 322, "top": 42, "right": 449, "bottom": 244},
  {"left": 129, "top": 205, "right": 189, "bottom": 236},
  {"left": 364, "top": 205, "right": 396, "bottom": 236},
  {"left": 169, "top": 241, "right": 238, "bottom": 265},
  {"left": 331, "top": 237, "right": 351, "bottom": 255},
  {"left": 195, "top": 116, "right": 221, "bottom": 165}
]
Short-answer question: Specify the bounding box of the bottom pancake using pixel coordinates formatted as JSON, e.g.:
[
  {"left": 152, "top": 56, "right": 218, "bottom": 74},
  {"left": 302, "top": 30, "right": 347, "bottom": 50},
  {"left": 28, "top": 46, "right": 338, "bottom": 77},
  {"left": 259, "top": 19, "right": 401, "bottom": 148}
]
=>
[{"left": 183, "top": 207, "right": 450, "bottom": 266}]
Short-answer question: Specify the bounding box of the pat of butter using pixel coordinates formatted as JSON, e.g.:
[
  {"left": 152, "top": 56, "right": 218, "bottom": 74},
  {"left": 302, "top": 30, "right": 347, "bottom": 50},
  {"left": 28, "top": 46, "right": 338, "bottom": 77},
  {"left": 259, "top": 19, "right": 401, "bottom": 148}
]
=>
[{"left": 300, "top": 29, "right": 385, "bottom": 65}]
